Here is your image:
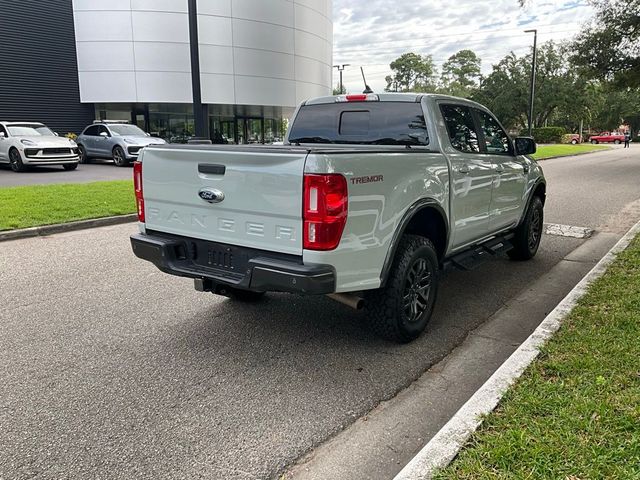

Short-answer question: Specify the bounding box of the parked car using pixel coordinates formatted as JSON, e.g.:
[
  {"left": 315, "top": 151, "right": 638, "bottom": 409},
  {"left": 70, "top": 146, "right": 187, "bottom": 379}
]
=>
[
  {"left": 0, "top": 121, "right": 79, "bottom": 172},
  {"left": 588, "top": 132, "right": 625, "bottom": 144},
  {"left": 569, "top": 133, "right": 581, "bottom": 144},
  {"left": 76, "top": 121, "right": 166, "bottom": 166},
  {"left": 130, "top": 93, "right": 545, "bottom": 343}
]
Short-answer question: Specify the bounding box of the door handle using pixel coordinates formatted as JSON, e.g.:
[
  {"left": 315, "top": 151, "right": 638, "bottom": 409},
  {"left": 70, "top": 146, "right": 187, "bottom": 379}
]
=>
[
  {"left": 522, "top": 164, "right": 530, "bottom": 174},
  {"left": 457, "top": 164, "right": 470, "bottom": 174},
  {"left": 495, "top": 165, "right": 505, "bottom": 174}
]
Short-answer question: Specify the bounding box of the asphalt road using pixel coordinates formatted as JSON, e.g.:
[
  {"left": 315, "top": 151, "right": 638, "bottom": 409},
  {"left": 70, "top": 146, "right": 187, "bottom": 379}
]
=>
[
  {"left": 1, "top": 145, "right": 639, "bottom": 479},
  {"left": 0, "top": 159, "right": 132, "bottom": 187}
]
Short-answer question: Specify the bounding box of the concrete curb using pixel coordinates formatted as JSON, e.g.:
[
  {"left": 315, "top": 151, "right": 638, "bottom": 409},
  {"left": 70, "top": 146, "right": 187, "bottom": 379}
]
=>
[
  {"left": 394, "top": 218, "right": 640, "bottom": 480},
  {"left": 0, "top": 214, "right": 137, "bottom": 243}
]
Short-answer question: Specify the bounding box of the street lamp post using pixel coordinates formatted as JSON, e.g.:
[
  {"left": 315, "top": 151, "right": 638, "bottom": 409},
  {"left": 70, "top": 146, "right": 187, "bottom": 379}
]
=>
[
  {"left": 525, "top": 29, "right": 537, "bottom": 137},
  {"left": 333, "top": 64, "right": 350, "bottom": 94}
]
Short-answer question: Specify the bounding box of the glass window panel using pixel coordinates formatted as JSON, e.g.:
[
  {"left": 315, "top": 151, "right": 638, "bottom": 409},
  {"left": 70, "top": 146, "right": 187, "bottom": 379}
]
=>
[
  {"left": 440, "top": 104, "right": 480, "bottom": 153},
  {"left": 476, "top": 109, "right": 512, "bottom": 155}
]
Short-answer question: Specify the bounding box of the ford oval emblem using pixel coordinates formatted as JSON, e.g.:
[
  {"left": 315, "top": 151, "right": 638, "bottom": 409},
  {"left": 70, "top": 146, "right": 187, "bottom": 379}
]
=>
[{"left": 198, "top": 187, "right": 225, "bottom": 204}]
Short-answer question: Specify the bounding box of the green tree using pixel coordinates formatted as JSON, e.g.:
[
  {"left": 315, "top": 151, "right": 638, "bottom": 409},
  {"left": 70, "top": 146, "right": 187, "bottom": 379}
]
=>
[
  {"left": 592, "top": 85, "right": 640, "bottom": 134},
  {"left": 440, "top": 49, "right": 482, "bottom": 97},
  {"left": 385, "top": 53, "right": 438, "bottom": 92},
  {"left": 472, "top": 52, "right": 529, "bottom": 129},
  {"left": 571, "top": 0, "right": 640, "bottom": 87},
  {"left": 473, "top": 42, "right": 595, "bottom": 131},
  {"left": 333, "top": 85, "right": 346, "bottom": 95}
]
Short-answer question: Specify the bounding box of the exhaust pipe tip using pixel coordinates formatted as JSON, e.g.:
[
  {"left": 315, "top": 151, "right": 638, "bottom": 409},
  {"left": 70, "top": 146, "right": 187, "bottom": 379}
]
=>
[{"left": 327, "top": 293, "right": 364, "bottom": 310}]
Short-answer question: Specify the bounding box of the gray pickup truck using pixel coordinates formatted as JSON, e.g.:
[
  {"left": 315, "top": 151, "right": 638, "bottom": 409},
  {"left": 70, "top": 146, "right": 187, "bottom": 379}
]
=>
[{"left": 131, "top": 93, "right": 545, "bottom": 343}]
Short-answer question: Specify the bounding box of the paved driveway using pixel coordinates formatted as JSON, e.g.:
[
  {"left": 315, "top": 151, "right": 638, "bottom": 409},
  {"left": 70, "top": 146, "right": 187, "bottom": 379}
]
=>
[
  {"left": 0, "top": 160, "right": 132, "bottom": 187},
  {"left": 1, "top": 146, "right": 639, "bottom": 479}
]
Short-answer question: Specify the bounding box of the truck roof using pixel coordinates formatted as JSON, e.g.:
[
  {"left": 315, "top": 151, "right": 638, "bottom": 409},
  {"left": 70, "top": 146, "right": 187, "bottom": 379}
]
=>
[{"left": 303, "top": 92, "right": 490, "bottom": 110}]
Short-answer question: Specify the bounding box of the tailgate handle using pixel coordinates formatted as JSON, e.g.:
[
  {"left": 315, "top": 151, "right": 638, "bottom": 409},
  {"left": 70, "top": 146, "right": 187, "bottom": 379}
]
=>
[{"left": 198, "top": 164, "right": 226, "bottom": 175}]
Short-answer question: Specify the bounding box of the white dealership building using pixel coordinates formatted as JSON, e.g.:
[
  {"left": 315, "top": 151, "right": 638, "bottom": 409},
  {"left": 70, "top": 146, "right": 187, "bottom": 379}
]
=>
[{"left": 72, "top": 0, "right": 333, "bottom": 143}]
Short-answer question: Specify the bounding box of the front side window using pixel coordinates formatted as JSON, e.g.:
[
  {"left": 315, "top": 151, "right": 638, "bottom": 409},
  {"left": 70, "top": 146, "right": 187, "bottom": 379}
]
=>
[
  {"left": 476, "top": 110, "right": 512, "bottom": 155},
  {"left": 440, "top": 104, "right": 480, "bottom": 153},
  {"left": 84, "top": 126, "right": 100, "bottom": 136},
  {"left": 289, "top": 102, "right": 429, "bottom": 146}
]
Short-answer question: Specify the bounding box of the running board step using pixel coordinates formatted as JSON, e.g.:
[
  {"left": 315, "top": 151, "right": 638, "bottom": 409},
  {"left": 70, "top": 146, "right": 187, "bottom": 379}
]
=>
[{"left": 443, "top": 234, "right": 515, "bottom": 272}]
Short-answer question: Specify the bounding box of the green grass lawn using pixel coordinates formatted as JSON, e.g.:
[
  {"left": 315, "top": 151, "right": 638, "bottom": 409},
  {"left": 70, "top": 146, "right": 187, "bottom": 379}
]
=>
[
  {"left": 0, "top": 180, "right": 135, "bottom": 231},
  {"left": 532, "top": 144, "right": 610, "bottom": 160},
  {"left": 435, "top": 235, "right": 640, "bottom": 480}
]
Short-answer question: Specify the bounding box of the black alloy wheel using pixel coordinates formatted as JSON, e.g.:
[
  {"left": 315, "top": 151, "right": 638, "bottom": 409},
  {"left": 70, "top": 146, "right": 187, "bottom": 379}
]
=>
[
  {"left": 527, "top": 203, "right": 543, "bottom": 252},
  {"left": 9, "top": 149, "right": 26, "bottom": 172},
  {"left": 403, "top": 257, "right": 434, "bottom": 323}
]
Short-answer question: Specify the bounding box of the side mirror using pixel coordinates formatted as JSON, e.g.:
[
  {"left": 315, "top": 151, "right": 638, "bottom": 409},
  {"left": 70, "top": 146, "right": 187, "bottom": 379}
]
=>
[
  {"left": 99, "top": 131, "right": 109, "bottom": 137},
  {"left": 515, "top": 137, "right": 536, "bottom": 156},
  {"left": 0, "top": 132, "right": 5, "bottom": 138}
]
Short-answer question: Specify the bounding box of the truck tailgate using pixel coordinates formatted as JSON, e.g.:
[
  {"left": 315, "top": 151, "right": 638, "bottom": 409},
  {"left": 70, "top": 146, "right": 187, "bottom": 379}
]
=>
[{"left": 141, "top": 145, "right": 308, "bottom": 255}]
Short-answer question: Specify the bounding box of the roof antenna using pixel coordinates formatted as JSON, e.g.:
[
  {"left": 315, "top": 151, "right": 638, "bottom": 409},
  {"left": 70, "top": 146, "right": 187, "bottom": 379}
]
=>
[{"left": 360, "top": 67, "right": 374, "bottom": 94}]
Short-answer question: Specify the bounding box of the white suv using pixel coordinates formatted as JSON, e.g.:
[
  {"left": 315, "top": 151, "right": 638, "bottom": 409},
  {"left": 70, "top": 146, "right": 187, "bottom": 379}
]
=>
[{"left": 0, "top": 122, "right": 79, "bottom": 172}]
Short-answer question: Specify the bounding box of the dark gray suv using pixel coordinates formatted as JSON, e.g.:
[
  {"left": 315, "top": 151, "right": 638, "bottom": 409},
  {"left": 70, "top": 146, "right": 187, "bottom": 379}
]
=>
[{"left": 76, "top": 121, "right": 166, "bottom": 166}]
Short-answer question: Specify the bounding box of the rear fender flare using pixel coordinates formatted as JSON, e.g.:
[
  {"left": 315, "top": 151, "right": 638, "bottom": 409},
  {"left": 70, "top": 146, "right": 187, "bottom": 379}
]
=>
[{"left": 379, "top": 198, "right": 449, "bottom": 288}]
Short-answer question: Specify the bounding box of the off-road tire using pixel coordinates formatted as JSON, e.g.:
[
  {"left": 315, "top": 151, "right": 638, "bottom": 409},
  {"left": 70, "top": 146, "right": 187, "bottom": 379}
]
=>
[
  {"left": 9, "top": 148, "right": 26, "bottom": 172},
  {"left": 63, "top": 163, "right": 78, "bottom": 171},
  {"left": 508, "top": 196, "right": 544, "bottom": 261},
  {"left": 365, "top": 235, "right": 439, "bottom": 343},
  {"left": 113, "top": 146, "right": 128, "bottom": 167}
]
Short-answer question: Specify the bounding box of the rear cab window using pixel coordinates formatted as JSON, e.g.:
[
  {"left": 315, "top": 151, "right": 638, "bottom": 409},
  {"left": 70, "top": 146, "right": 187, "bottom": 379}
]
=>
[{"left": 289, "top": 102, "right": 429, "bottom": 146}]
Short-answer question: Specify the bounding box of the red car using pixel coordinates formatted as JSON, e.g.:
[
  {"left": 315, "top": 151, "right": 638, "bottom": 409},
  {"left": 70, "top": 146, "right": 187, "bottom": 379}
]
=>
[{"left": 589, "top": 132, "right": 625, "bottom": 144}]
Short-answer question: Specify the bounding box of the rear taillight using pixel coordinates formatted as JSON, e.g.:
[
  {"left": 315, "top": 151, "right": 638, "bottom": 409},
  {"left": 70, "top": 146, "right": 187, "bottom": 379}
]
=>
[
  {"left": 133, "top": 161, "right": 145, "bottom": 222},
  {"left": 303, "top": 174, "right": 348, "bottom": 250}
]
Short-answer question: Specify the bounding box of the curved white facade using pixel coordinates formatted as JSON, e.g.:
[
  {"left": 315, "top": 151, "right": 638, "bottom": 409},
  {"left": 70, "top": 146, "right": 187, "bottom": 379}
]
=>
[{"left": 72, "top": 0, "right": 332, "bottom": 107}]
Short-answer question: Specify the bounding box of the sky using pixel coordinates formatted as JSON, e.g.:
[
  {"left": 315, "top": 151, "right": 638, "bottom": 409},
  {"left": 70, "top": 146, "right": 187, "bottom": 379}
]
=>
[{"left": 331, "top": 0, "right": 595, "bottom": 93}]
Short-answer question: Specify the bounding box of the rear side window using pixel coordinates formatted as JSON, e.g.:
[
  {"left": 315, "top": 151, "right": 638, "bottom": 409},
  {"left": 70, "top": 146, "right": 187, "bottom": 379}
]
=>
[
  {"left": 440, "top": 104, "right": 480, "bottom": 153},
  {"left": 289, "top": 102, "right": 429, "bottom": 146}
]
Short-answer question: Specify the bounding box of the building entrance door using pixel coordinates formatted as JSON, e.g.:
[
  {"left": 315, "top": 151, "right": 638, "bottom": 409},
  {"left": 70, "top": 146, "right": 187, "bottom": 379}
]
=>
[{"left": 236, "top": 117, "right": 264, "bottom": 144}]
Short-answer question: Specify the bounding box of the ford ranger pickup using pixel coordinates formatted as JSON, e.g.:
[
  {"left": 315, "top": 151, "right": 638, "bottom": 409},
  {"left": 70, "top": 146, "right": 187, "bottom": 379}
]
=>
[{"left": 130, "top": 93, "right": 546, "bottom": 343}]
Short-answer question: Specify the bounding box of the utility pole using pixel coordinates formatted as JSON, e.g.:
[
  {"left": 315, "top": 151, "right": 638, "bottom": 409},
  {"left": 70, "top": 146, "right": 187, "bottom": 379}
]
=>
[
  {"left": 333, "top": 64, "right": 350, "bottom": 94},
  {"left": 525, "top": 29, "right": 537, "bottom": 137},
  {"left": 188, "top": 0, "right": 209, "bottom": 140}
]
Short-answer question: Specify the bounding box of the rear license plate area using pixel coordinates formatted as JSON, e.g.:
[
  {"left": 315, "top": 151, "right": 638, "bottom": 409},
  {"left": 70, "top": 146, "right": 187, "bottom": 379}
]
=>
[{"left": 193, "top": 243, "right": 237, "bottom": 271}]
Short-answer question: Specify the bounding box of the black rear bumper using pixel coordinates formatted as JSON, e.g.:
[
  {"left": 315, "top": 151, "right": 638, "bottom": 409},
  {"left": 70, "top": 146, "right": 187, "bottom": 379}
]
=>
[{"left": 130, "top": 232, "right": 335, "bottom": 295}]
